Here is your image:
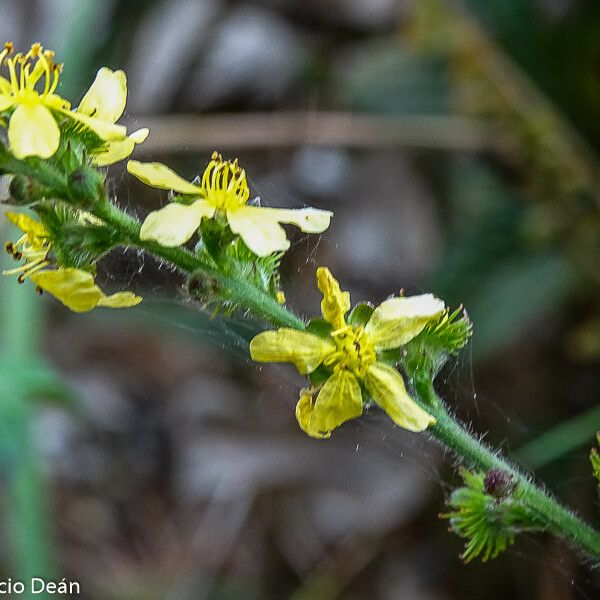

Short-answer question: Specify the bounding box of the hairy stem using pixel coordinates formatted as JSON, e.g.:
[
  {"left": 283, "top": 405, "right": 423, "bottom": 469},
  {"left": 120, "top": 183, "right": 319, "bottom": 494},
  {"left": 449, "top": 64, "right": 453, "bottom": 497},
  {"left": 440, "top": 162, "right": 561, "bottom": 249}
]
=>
[
  {"left": 93, "top": 197, "right": 600, "bottom": 563},
  {"left": 419, "top": 381, "right": 600, "bottom": 562},
  {"left": 92, "top": 198, "right": 305, "bottom": 329}
]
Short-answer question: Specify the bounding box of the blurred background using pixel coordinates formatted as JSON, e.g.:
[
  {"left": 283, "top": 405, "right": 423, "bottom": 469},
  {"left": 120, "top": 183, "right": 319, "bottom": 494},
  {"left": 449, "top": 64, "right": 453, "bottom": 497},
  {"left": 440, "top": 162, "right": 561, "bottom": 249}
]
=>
[{"left": 1, "top": 0, "right": 600, "bottom": 598}]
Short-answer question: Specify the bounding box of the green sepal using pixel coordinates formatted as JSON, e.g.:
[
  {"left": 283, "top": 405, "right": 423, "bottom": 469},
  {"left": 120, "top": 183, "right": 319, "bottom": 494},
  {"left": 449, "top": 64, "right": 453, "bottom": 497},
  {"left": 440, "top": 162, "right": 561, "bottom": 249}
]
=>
[
  {"left": 376, "top": 347, "right": 402, "bottom": 366},
  {"left": 308, "top": 364, "right": 332, "bottom": 387},
  {"left": 441, "top": 468, "right": 544, "bottom": 563},
  {"left": 67, "top": 165, "right": 106, "bottom": 208},
  {"left": 189, "top": 225, "right": 284, "bottom": 314},
  {"left": 35, "top": 203, "right": 119, "bottom": 269},
  {"left": 305, "top": 318, "right": 333, "bottom": 338},
  {"left": 347, "top": 302, "right": 375, "bottom": 328},
  {"left": 402, "top": 307, "right": 472, "bottom": 379}
]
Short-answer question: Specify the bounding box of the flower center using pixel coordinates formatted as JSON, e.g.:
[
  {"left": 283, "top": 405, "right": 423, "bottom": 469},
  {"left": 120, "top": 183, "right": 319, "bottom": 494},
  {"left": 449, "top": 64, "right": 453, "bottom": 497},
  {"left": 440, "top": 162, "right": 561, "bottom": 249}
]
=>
[
  {"left": 324, "top": 324, "right": 376, "bottom": 378},
  {"left": 200, "top": 151, "right": 249, "bottom": 211},
  {"left": 0, "top": 42, "right": 62, "bottom": 101},
  {"left": 3, "top": 229, "right": 51, "bottom": 288}
]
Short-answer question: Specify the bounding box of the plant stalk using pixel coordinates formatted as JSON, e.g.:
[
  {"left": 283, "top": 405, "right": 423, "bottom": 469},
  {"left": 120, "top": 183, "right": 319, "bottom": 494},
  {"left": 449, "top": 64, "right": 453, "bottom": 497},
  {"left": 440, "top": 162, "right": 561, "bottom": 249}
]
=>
[{"left": 89, "top": 197, "right": 600, "bottom": 563}]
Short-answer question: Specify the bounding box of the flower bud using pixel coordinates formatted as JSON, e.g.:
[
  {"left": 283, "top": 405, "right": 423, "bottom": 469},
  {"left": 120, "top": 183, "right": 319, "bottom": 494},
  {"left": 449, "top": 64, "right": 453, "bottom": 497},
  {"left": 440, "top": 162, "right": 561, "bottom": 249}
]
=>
[
  {"left": 483, "top": 469, "right": 514, "bottom": 498},
  {"left": 7, "top": 175, "right": 48, "bottom": 205},
  {"left": 68, "top": 166, "right": 105, "bottom": 208}
]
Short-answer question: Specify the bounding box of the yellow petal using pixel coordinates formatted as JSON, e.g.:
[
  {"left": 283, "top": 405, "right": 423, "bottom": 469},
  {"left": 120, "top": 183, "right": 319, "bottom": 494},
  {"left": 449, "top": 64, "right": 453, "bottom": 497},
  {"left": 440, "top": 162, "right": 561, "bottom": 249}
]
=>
[
  {"left": 127, "top": 160, "right": 202, "bottom": 195},
  {"left": 91, "top": 129, "right": 148, "bottom": 167},
  {"left": 129, "top": 128, "right": 149, "bottom": 143},
  {"left": 59, "top": 107, "right": 127, "bottom": 141},
  {"left": 0, "top": 95, "right": 14, "bottom": 111},
  {"left": 308, "top": 370, "right": 363, "bottom": 436},
  {"left": 92, "top": 138, "right": 135, "bottom": 167},
  {"left": 250, "top": 328, "right": 335, "bottom": 374},
  {"left": 365, "top": 294, "right": 445, "bottom": 350},
  {"left": 365, "top": 363, "right": 435, "bottom": 432},
  {"left": 45, "top": 94, "right": 70, "bottom": 110},
  {"left": 30, "top": 268, "right": 142, "bottom": 313},
  {"left": 5, "top": 212, "right": 48, "bottom": 237},
  {"left": 226, "top": 205, "right": 289, "bottom": 257},
  {"left": 97, "top": 291, "right": 143, "bottom": 308},
  {"left": 78, "top": 67, "right": 127, "bottom": 123},
  {"left": 316, "top": 266, "right": 350, "bottom": 329},
  {"left": 8, "top": 103, "right": 59, "bottom": 159},
  {"left": 139, "top": 200, "right": 214, "bottom": 247},
  {"left": 255, "top": 207, "right": 333, "bottom": 233},
  {"left": 296, "top": 389, "right": 330, "bottom": 439}
]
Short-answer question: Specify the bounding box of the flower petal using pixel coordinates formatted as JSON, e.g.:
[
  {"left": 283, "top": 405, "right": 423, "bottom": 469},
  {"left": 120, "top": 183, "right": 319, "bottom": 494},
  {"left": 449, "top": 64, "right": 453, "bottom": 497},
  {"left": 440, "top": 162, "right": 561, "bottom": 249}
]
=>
[
  {"left": 97, "top": 291, "right": 143, "bottom": 309},
  {"left": 226, "top": 205, "right": 290, "bottom": 257},
  {"left": 0, "top": 95, "right": 14, "bottom": 111},
  {"left": 8, "top": 103, "right": 59, "bottom": 158},
  {"left": 92, "top": 129, "right": 149, "bottom": 167},
  {"left": 365, "top": 363, "right": 435, "bottom": 432},
  {"left": 309, "top": 370, "right": 363, "bottom": 436},
  {"left": 129, "top": 128, "right": 149, "bottom": 143},
  {"left": 127, "top": 160, "right": 202, "bottom": 195},
  {"left": 139, "top": 200, "right": 214, "bottom": 247},
  {"left": 60, "top": 108, "right": 127, "bottom": 141},
  {"left": 365, "top": 294, "right": 445, "bottom": 350},
  {"left": 30, "top": 268, "right": 142, "bottom": 313},
  {"left": 316, "top": 266, "right": 350, "bottom": 329},
  {"left": 250, "top": 328, "right": 335, "bottom": 374},
  {"left": 78, "top": 67, "right": 127, "bottom": 123},
  {"left": 5, "top": 212, "right": 48, "bottom": 237},
  {"left": 92, "top": 138, "right": 134, "bottom": 167},
  {"left": 256, "top": 207, "right": 333, "bottom": 233},
  {"left": 296, "top": 389, "right": 330, "bottom": 439}
]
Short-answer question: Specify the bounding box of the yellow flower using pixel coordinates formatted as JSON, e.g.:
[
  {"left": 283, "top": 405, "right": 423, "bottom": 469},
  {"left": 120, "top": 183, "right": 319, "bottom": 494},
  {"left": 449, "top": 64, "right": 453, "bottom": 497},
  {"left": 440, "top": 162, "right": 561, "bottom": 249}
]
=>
[
  {"left": 250, "top": 267, "right": 444, "bottom": 438},
  {"left": 127, "top": 152, "right": 333, "bottom": 256},
  {"left": 76, "top": 67, "right": 149, "bottom": 166},
  {"left": 3, "top": 212, "right": 142, "bottom": 312},
  {"left": 0, "top": 42, "right": 131, "bottom": 159}
]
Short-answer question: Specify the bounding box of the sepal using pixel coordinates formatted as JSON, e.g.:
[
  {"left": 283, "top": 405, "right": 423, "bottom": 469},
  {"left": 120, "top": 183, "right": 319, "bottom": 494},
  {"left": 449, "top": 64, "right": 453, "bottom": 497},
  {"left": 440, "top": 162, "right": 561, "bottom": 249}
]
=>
[
  {"left": 441, "top": 468, "right": 544, "bottom": 563},
  {"left": 401, "top": 306, "right": 472, "bottom": 379}
]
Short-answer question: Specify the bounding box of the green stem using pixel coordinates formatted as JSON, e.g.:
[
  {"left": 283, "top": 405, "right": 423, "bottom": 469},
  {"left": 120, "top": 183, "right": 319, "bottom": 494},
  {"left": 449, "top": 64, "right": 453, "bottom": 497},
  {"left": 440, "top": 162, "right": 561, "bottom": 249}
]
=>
[
  {"left": 87, "top": 198, "right": 600, "bottom": 562},
  {"left": 92, "top": 198, "right": 305, "bottom": 330}
]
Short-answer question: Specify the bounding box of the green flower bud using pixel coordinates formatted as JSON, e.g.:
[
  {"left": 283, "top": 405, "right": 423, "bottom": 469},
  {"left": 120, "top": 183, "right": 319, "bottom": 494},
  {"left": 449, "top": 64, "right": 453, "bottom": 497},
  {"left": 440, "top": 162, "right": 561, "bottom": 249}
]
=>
[
  {"left": 8, "top": 175, "right": 49, "bottom": 205},
  {"left": 68, "top": 166, "right": 105, "bottom": 208}
]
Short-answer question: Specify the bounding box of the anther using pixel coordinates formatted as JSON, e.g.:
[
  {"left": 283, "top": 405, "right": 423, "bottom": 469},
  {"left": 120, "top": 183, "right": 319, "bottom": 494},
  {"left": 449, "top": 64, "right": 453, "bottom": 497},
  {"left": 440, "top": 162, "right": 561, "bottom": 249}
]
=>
[
  {"left": 17, "top": 274, "right": 25, "bottom": 284},
  {"left": 30, "top": 42, "right": 42, "bottom": 57},
  {"left": 4, "top": 42, "right": 14, "bottom": 54},
  {"left": 13, "top": 251, "right": 22, "bottom": 260},
  {"left": 5, "top": 241, "right": 13, "bottom": 253},
  {"left": 35, "top": 286, "right": 43, "bottom": 295}
]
